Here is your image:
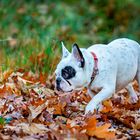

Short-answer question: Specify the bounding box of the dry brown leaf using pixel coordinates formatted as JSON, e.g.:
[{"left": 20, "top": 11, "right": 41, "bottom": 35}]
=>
[
  {"left": 28, "top": 100, "right": 49, "bottom": 122},
  {"left": 87, "top": 123, "right": 115, "bottom": 140},
  {"left": 17, "top": 76, "right": 34, "bottom": 84},
  {"left": 84, "top": 116, "right": 97, "bottom": 131},
  {"left": 133, "top": 118, "right": 140, "bottom": 130},
  {"left": 53, "top": 103, "right": 66, "bottom": 115},
  {"left": 5, "top": 123, "right": 49, "bottom": 134}
]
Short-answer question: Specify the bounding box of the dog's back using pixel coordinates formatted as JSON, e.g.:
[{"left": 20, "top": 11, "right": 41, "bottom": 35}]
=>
[
  {"left": 108, "top": 38, "right": 140, "bottom": 90},
  {"left": 87, "top": 38, "right": 140, "bottom": 91}
]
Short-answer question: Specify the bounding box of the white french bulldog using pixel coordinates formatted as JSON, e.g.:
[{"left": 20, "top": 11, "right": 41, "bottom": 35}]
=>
[{"left": 55, "top": 38, "right": 140, "bottom": 114}]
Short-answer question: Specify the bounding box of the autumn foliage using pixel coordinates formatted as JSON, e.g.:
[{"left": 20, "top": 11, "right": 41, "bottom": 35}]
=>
[{"left": 0, "top": 69, "right": 140, "bottom": 139}]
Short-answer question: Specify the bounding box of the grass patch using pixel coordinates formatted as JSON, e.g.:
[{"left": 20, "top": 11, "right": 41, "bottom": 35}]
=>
[{"left": 0, "top": 0, "right": 140, "bottom": 75}]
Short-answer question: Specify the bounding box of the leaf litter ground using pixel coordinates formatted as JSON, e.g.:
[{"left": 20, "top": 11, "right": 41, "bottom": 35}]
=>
[{"left": 0, "top": 69, "right": 140, "bottom": 140}]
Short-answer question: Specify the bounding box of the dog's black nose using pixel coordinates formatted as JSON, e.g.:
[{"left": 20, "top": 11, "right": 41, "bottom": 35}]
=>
[
  {"left": 56, "top": 77, "right": 62, "bottom": 91},
  {"left": 56, "top": 77, "right": 61, "bottom": 85},
  {"left": 56, "top": 86, "right": 62, "bottom": 91}
]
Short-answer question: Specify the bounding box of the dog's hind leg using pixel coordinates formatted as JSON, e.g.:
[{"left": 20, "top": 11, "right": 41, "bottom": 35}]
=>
[
  {"left": 136, "top": 57, "right": 140, "bottom": 93},
  {"left": 126, "top": 83, "right": 138, "bottom": 103},
  {"left": 136, "top": 45, "right": 140, "bottom": 93}
]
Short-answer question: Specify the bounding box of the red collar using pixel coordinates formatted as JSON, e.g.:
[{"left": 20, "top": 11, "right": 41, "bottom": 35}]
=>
[{"left": 89, "top": 52, "right": 99, "bottom": 86}]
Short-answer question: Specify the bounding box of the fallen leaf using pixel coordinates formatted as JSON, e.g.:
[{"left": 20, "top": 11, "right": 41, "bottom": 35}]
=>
[
  {"left": 5, "top": 123, "right": 49, "bottom": 134},
  {"left": 28, "top": 100, "right": 48, "bottom": 122},
  {"left": 87, "top": 123, "right": 115, "bottom": 140},
  {"left": 83, "top": 116, "right": 97, "bottom": 131}
]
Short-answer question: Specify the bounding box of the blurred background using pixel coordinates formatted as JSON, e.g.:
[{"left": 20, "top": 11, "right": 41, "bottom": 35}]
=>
[{"left": 0, "top": 0, "right": 140, "bottom": 76}]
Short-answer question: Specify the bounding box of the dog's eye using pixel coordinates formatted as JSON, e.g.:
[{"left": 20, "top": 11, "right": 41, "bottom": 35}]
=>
[
  {"left": 61, "top": 66, "right": 76, "bottom": 79},
  {"left": 62, "top": 70, "right": 69, "bottom": 79}
]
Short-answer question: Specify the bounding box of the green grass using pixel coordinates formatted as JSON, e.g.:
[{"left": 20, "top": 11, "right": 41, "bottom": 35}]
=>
[{"left": 0, "top": 0, "right": 140, "bottom": 75}]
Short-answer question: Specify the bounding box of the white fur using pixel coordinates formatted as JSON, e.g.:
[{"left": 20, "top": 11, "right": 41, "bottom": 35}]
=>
[
  {"left": 85, "top": 38, "right": 140, "bottom": 113},
  {"left": 56, "top": 38, "right": 140, "bottom": 114}
]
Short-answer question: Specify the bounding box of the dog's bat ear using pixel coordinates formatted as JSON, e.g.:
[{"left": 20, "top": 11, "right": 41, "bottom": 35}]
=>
[
  {"left": 72, "top": 43, "right": 85, "bottom": 68},
  {"left": 61, "top": 42, "right": 70, "bottom": 59}
]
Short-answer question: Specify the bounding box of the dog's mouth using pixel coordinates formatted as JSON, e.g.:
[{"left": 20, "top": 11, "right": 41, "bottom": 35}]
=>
[
  {"left": 66, "top": 89, "right": 73, "bottom": 93},
  {"left": 60, "top": 89, "right": 73, "bottom": 93},
  {"left": 55, "top": 86, "right": 73, "bottom": 93}
]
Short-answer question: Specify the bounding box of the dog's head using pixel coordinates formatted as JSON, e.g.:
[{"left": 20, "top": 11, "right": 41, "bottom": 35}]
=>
[{"left": 55, "top": 42, "right": 87, "bottom": 92}]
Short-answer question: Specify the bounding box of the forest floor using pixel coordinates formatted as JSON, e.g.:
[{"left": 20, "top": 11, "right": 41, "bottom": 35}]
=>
[{"left": 0, "top": 69, "right": 140, "bottom": 140}]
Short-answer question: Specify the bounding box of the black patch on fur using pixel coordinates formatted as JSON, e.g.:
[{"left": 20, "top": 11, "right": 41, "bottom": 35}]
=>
[{"left": 61, "top": 66, "right": 76, "bottom": 80}]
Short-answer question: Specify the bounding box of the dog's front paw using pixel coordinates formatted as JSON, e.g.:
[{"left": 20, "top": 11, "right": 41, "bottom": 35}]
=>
[
  {"left": 130, "top": 92, "right": 138, "bottom": 104},
  {"left": 85, "top": 104, "right": 95, "bottom": 114},
  {"left": 85, "top": 102, "right": 102, "bottom": 114}
]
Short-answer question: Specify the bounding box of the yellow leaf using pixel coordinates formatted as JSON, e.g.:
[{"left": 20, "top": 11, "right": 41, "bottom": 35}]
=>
[{"left": 101, "top": 100, "right": 113, "bottom": 113}]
